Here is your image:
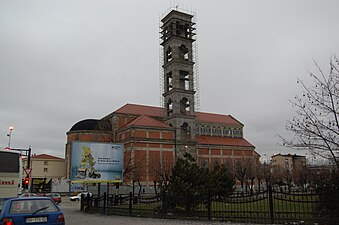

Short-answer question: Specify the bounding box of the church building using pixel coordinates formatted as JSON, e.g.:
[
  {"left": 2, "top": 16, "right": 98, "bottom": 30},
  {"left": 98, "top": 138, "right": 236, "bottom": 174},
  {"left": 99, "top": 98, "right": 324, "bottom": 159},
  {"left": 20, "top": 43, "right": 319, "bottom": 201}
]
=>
[{"left": 65, "top": 9, "right": 259, "bottom": 187}]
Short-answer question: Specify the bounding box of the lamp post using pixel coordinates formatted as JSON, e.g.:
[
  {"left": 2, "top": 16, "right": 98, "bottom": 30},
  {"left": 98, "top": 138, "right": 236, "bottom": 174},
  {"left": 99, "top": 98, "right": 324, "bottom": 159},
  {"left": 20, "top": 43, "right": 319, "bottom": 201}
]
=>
[{"left": 7, "top": 126, "right": 13, "bottom": 149}]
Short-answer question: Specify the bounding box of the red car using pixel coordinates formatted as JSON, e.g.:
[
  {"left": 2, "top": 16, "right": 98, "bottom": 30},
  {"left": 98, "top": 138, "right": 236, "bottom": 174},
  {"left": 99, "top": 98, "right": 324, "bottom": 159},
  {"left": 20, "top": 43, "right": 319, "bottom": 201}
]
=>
[{"left": 45, "top": 193, "right": 61, "bottom": 204}]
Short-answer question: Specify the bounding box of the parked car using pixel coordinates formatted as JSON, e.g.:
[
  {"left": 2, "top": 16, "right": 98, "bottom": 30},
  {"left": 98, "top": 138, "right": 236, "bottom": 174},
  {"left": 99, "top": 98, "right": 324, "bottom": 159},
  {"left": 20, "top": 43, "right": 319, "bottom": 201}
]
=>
[
  {"left": 45, "top": 193, "right": 62, "bottom": 204},
  {"left": 0, "top": 198, "right": 13, "bottom": 213},
  {"left": 19, "top": 193, "right": 36, "bottom": 197},
  {"left": 0, "top": 197, "right": 65, "bottom": 224},
  {"left": 69, "top": 192, "right": 92, "bottom": 201}
]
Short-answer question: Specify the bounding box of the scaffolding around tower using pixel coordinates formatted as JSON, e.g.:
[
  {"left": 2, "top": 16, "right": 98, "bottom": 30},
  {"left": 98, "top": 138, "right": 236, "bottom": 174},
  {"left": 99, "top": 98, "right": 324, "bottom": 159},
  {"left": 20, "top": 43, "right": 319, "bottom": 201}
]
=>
[{"left": 159, "top": 7, "right": 200, "bottom": 112}]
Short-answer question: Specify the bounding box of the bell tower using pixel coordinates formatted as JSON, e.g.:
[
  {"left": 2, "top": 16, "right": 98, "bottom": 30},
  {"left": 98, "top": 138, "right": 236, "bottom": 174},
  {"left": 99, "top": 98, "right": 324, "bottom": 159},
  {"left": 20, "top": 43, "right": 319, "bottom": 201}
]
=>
[{"left": 160, "top": 10, "right": 197, "bottom": 157}]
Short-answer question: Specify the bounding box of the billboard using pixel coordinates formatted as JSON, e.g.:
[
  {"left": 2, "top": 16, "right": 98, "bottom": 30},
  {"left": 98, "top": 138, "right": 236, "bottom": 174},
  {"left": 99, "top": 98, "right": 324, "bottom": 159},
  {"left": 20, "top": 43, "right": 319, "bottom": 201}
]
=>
[
  {"left": 51, "top": 178, "right": 70, "bottom": 193},
  {"left": 70, "top": 142, "right": 124, "bottom": 183},
  {"left": 31, "top": 178, "right": 51, "bottom": 193}
]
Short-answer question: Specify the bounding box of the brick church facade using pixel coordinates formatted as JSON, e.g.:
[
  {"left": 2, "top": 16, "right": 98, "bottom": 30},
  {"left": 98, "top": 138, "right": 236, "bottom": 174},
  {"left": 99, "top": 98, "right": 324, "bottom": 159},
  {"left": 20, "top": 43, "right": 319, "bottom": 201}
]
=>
[{"left": 65, "top": 10, "right": 259, "bottom": 187}]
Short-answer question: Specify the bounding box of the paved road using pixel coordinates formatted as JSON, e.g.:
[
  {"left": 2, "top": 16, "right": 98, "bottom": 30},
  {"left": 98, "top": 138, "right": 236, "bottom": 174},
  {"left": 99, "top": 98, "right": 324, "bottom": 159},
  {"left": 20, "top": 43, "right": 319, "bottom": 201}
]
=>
[{"left": 59, "top": 197, "right": 264, "bottom": 225}]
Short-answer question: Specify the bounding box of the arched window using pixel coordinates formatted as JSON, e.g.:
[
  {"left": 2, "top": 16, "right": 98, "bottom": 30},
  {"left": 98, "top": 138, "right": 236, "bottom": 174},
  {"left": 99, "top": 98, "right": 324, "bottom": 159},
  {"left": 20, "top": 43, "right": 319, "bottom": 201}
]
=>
[
  {"left": 166, "top": 46, "right": 172, "bottom": 62},
  {"left": 181, "top": 122, "right": 189, "bottom": 135},
  {"left": 200, "top": 126, "right": 204, "bottom": 135},
  {"left": 179, "top": 44, "right": 189, "bottom": 61},
  {"left": 167, "top": 98, "right": 173, "bottom": 116},
  {"left": 179, "top": 70, "right": 189, "bottom": 90},
  {"left": 166, "top": 72, "right": 172, "bottom": 91},
  {"left": 212, "top": 127, "right": 216, "bottom": 136},
  {"left": 218, "top": 128, "right": 222, "bottom": 136},
  {"left": 180, "top": 97, "right": 190, "bottom": 114}
]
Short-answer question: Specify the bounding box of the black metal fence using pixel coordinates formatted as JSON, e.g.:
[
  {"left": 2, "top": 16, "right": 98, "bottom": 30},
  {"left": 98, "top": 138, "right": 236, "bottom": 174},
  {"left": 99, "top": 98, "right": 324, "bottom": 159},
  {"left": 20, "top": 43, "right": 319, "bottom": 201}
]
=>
[{"left": 80, "top": 187, "right": 338, "bottom": 225}]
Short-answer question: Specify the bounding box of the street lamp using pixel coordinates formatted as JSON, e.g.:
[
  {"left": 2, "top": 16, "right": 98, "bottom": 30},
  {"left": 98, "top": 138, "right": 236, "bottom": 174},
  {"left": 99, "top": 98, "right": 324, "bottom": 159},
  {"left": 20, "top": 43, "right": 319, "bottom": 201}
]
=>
[{"left": 7, "top": 126, "right": 13, "bottom": 149}]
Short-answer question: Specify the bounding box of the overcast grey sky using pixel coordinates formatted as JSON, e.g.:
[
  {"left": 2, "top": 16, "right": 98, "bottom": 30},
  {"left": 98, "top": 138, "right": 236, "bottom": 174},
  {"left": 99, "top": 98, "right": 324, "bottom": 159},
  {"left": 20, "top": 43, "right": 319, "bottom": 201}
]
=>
[{"left": 1, "top": 0, "right": 339, "bottom": 159}]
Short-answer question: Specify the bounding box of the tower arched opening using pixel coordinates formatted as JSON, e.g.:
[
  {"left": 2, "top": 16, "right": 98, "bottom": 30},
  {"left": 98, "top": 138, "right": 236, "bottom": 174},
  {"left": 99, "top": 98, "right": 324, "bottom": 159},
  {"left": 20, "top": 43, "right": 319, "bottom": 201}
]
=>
[{"left": 180, "top": 97, "right": 190, "bottom": 114}]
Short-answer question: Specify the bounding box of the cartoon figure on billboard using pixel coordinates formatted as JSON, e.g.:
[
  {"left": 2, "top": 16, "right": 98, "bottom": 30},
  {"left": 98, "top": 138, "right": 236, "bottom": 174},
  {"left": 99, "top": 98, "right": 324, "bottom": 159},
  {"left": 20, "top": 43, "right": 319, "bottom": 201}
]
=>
[
  {"left": 75, "top": 146, "right": 101, "bottom": 179},
  {"left": 71, "top": 142, "right": 124, "bottom": 182}
]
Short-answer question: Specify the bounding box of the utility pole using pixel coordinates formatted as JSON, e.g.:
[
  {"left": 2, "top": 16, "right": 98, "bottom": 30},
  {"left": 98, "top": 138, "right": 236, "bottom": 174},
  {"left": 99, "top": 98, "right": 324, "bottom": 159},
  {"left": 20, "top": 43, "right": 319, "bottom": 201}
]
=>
[{"left": 6, "top": 126, "right": 14, "bottom": 149}]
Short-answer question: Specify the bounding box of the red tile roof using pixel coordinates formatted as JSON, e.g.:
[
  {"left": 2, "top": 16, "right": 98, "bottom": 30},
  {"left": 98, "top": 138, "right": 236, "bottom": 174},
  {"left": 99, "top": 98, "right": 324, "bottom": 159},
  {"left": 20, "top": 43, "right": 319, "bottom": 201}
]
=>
[
  {"left": 196, "top": 136, "right": 254, "bottom": 147},
  {"left": 115, "top": 103, "right": 164, "bottom": 117},
  {"left": 113, "top": 103, "right": 241, "bottom": 125},
  {"left": 23, "top": 154, "right": 64, "bottom": 161},
  {"left": 196, "top": 112, "right": 242, "bottom": 126},
  {"left": 122, "top": 115, "right": 172, "bottom": 129}
]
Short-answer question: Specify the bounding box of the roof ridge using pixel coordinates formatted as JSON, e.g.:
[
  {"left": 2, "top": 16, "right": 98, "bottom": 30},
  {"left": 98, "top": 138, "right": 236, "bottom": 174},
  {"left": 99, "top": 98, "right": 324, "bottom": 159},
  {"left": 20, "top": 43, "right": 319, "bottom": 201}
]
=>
[
  {"left": 120, "top": 114, "right": 170, "bottom": 129},
  {"left": 27, "top": 153, "right": 64, "bottom": 160}
]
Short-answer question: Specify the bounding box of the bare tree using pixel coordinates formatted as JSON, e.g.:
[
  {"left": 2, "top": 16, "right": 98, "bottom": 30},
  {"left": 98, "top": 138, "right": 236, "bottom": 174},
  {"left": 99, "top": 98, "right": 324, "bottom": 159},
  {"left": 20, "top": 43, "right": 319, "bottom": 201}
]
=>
[
  {"left": 149, "top": 156, "right": 174, "bottom": 194},
  {"left": 122, "top": 136, "right": 147, "bottom": 196},
  {"left": 262, "top": 162, "right": 274, "bottom": 189},
  {"left": 282, "top": 56, "right": 339, "bottom": 170},
  {"left": 245, "top": 159, "right": 256, "bottom": 194},
  {"left": 235, "top": 158, "right": 247, "bottom": 192},
  {"left": 255, "top": 163, "right": 265, "bottom": 192},
  {"left": 293, "top": 166, "right": 309, "bottom": 191}
]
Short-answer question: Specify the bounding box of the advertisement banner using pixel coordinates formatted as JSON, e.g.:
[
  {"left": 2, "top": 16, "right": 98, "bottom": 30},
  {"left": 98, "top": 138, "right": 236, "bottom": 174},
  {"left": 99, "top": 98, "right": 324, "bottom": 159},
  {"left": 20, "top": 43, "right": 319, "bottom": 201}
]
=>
[
  {"left": 31, "top": 178, "right": 51, "bottom": 193},
  {"left": 51, "top": 178, "right": 70, "bottom": 193},
  {"left": 70, "top": 142, "right": 124, "bottom": 183}
]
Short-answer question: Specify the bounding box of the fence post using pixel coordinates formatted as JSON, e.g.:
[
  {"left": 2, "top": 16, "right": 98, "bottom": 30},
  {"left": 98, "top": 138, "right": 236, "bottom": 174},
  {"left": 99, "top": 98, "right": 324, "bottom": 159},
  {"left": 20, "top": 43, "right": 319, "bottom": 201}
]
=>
[
  {"left": 86, "top": 193, "right": 90, "bottom": 211},
  {"left": 129, "top": 192, "right": 132, "bottom": 216},
  {"left": 207, "top": 191, "right": 211, "bottom": 221},
  {"left": 161, "top": 191, "right": 166, "bottom": 214},
  {"left": 103, "top": 192, "right": 107, "bottom": 214},
  {"left": 80, "top": 194, "right": 84, "bottom": 211},
  {"left": 268, "top": 185, "right": 274, "bottom": 224}
]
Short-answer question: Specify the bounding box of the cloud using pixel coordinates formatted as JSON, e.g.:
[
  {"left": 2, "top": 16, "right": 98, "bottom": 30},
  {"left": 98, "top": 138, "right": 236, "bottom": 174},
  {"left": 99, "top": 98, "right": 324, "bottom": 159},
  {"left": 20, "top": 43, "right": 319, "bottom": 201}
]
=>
[{"left": 1, "top": 0, "right": 339, "bottom": 159}]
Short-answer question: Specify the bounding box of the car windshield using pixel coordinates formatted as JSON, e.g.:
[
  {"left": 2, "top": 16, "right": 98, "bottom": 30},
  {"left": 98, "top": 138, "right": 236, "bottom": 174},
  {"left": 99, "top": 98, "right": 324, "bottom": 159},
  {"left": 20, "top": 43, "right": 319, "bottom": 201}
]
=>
[{"left": 10, "top": 199, "right": 58, "bottom": 215}]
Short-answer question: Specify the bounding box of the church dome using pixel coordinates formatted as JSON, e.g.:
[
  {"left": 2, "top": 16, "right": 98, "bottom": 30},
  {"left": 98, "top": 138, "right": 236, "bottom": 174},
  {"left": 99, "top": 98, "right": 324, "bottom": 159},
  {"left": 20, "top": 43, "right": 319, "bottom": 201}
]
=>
[{"left": 69, "top": 119, "right": 101, "bottom": 132}]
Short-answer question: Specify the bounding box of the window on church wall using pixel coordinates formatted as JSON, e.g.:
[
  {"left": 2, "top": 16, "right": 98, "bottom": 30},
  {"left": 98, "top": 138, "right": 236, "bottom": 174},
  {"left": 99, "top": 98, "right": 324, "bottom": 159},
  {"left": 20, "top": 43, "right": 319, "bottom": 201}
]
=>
[
  {"left": 223, "top": 128, "right": 231, "bottom": 137},
  {"left": 199, "top": 126, "right": 204, "bottom": 135},
  {"left": 179, "top": 70, "right": 189, "bottom": 90},
  {"left": 166, "top": 72, "right": 172, "bottom": 91},
  {"left": 228, "top": 128, "right": 232, "bottom": 137},
  {"left": 212, "top": 159, "right": 220, "bottom": 167},
  {"left": 193, "top": 125, "right": 199, "bottom": 135},
  {"left": 201, "top": 159, "right": 208, "bottom": 168},
  {"left": 166, "top": 47, "right": 172, "bottom": 62},
  {"left": 233, "top": 129, "right": 241, "bottom": 138},
  {"left": 181, "top": 122, "right": 190, "bottom": 136},
  {"left": 215, "top": 128, "right": 221, "bottom": 136},
  {"left": 212, "top": 127, "right": 216, "bottom": 136},
  {"left": 222, "top": 128, "right": 227, "bottom": 137},
  {"left": 179, "top": 44, "right": 189, "bottom": 61}
]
